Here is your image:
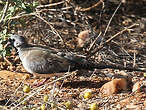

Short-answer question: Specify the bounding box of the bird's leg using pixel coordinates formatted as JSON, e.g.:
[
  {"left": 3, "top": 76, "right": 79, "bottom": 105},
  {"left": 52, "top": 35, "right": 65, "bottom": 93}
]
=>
[
  {"left": 32, "top": 73, "right": 64, "bottom": 86},
  {"left": 33, "top": 78, "right": 50, "bottom": 86},
  {"left": 32, "top": 73, "right": 50, "bottom": 86}
]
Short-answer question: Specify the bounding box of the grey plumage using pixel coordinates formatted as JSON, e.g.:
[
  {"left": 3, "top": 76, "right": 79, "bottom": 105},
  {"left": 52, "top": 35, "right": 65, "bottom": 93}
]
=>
[
  {"left": 9, "top": 35, "right": 146, "bottom": 75},
  {"left": 10, "top": 35, "right": 89, "bottom": 74}
]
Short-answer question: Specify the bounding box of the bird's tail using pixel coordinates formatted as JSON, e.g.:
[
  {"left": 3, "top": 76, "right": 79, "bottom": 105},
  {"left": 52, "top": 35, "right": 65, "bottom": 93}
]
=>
[
  {"left": 64, "top": 53, "right": 146, "bottom": 72},
  {"left": 77, "top": 61, "right": 146, "bottom": 72}
]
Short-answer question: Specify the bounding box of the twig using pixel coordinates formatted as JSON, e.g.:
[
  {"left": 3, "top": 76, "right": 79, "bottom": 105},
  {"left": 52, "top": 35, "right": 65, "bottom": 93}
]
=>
[
  {"left": 9, "top": 12, "right": 65, "bottom": 45},
  {"left": 64, "top": 0, "right": 91, "bottom": 29},
  {"left": 37, "top": 1, "right": 65, "bottom": 9},
  {"left": 4, "top": 57, "right": 12, "bottom": 66},
  {"left": 87, "top": 1, "right": 122, "bottom": 57},
  {"left": 54, "top": 66, "right": 71, "bottom": 98},
  {"left": 76, "top": 0, "right": 104, "bottom": 12},
  {"left": 0, "top": 0, "right": 9, "bottom": 23},
  {"left": 34, "top": 13, "right": 65, "bottom": 45},
  {"left": 103, "top": 2, "right": 122, "bottom": 37},
  {"left": 112, "top": 41, "right": 133, "bottom": 60},
  {"left": 87, "top": 23, "right": 139, "bottom": 58},
  {"left": 133, "top": 50, "right": 136, "bottom": 67},
  {"left": 36, "top": 6, "right": 72, "bottom": 13},
  {"left": 88, "top": 32, "right": 102, "bottom": 52},
  {"left": 9, "top": 13, "right": 35, "bottom": 20}
]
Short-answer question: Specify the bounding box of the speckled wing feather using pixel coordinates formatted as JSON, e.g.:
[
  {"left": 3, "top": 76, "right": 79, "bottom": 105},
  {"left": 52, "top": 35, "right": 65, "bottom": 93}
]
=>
[{"left": 18, "top": 47, "right": 87, "bottom": 74}]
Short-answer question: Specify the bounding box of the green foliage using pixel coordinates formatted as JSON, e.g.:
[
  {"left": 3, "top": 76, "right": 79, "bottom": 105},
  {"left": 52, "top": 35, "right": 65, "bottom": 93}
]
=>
[
  {"left": 12, "top": 0, "right": 39, "bottom": 13},
  {"left": 0, "top": 28, "right": 11, "bottom": 57},
  {"left": 0, "top": 0, "right": 39, "bottom": 57}
]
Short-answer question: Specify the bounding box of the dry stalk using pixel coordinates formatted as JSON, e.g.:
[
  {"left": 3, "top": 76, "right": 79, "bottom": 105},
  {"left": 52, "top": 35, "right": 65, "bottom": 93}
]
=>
[
  {"left": 88, "top": 32, "right": 102, "bottom": 52},
  {"left": 103, "top": 2, "right": 122, "bottom": 37},
  {"left": 87, "top": 23, "right": 139, "bottom": 58},
  {"left": 34, "top": 13, "right": 65, "bottom": 45},
  {"left": 9, "top": 13, "right": 35, "bottom": 20},
  {"left": 36, "top": 1, "right": 65, "bottom": 9},
  {"left": 87, "top": 1, "right": 122, "bottom": 57},
  {"left": 76, "top": 0, "right": 104, "bottom": 12},
  {"left": 0, "top": 0, "right": 9, "bottom": 23}
]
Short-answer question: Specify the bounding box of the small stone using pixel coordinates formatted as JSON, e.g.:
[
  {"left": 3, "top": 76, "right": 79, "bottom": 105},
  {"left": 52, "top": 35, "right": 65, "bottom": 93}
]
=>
[{"left": 132, "top": 81, "right": 141, "bottom": 93}]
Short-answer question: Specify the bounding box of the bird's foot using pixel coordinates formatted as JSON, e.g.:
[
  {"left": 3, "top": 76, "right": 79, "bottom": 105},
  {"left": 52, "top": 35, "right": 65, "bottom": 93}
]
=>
[{"left": 33, "top": 78, "right": 49, "bottom": 86}]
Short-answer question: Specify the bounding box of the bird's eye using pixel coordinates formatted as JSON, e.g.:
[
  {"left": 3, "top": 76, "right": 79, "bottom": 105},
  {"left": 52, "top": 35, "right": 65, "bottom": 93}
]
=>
[
  {"left": 16, "top": 42, "right": 19, "bottom": 45},
  {"left": 14, "top": 42, "right": 20, "bottom": 47}
]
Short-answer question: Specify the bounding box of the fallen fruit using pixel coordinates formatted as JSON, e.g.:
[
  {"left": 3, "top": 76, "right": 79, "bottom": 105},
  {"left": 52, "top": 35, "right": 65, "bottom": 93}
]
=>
[
  {"left": 84, "top": 91, "right": 92, "bottom": 99},
  {"left": 43, "top": 95, "right": 49, "bottom": 102},
  {"left": 51, "top": 102, "right": 56, "bottom": 108},
  {"left": 65, "top": 101, "right": 72, "bottom": 109},
  {"left": 40, "top": 104, "right": 47, "bottom": 110},
  {"left": 22, "top": 101, "right": 27, "bottom": 105},
  {"left": 100, "top": 78, "right": 127, "bottom": 96},
  {"left": 90, "top": 103, "right": 98, "bottom": 110},
  {"left": 23, "top": 85, "right": 31, "bottom": 93}
]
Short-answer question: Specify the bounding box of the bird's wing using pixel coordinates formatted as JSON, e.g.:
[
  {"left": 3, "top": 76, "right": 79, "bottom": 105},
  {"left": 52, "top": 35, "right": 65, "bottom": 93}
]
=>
[{"left": 21, "top": 49, "right": 75, "bottom": 74}]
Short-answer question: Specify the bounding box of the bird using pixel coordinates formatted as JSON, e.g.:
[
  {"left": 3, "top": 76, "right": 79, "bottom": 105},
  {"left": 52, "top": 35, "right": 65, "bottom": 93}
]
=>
[
  {"left": 9, "top": 35, "right": 146, "bottom": 85},
  {"left": 9, "top": 35, "right": 93, "bottom": 78}
]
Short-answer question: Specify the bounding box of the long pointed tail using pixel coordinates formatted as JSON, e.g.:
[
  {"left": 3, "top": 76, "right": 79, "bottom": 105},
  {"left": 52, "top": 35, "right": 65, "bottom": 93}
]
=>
[
  {"left": 92, "top": 63, "right": 146, "bottom": 72},
  {"left": 78, "top": 62, "right": 146, "bottom": 72},
  {"left": 65, "top": 53, "right": 146, "bottom": 72}
]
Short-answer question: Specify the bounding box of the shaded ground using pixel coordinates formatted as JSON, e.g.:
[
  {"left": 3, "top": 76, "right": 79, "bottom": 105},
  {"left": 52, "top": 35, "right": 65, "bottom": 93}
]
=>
[{"left": 0, "top": 0, "right": 146, "bottom": 109}]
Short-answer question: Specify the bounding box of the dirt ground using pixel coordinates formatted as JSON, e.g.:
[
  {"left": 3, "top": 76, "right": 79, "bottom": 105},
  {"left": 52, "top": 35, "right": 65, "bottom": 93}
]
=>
[{"left": 0, "top": 0, "right": 146, "bottom": 110}]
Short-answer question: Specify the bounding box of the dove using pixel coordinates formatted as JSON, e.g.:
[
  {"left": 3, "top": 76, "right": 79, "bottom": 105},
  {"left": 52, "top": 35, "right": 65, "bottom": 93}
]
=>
[{"left": 9, "top": 35, "right": 93, "bottom": 84}]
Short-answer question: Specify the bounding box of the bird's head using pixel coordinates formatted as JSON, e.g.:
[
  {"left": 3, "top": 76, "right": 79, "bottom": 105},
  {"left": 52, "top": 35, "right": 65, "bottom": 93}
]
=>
[{"left": 9, "top": 35, "right": 28, "bottom": 49}]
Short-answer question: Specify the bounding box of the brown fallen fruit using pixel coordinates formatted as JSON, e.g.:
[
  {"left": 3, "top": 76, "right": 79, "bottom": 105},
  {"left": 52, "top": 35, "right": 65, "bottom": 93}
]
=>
[
  {"left": 100, "top": 78, "right": 127, "bottom": 96},
  {"left": 77, "top": 30, "right": 90, "bottom": 48}
]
